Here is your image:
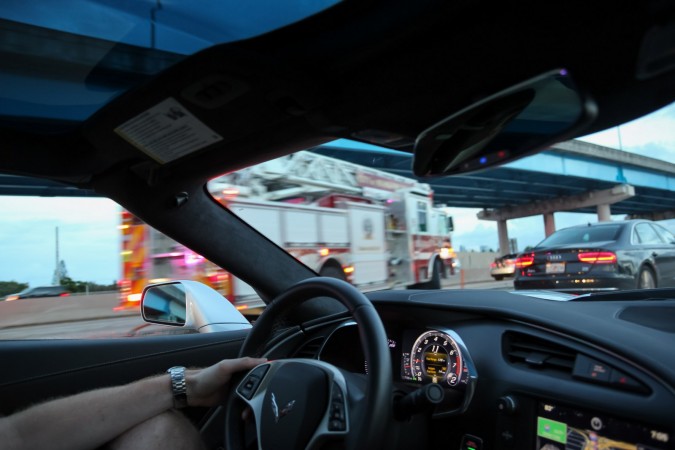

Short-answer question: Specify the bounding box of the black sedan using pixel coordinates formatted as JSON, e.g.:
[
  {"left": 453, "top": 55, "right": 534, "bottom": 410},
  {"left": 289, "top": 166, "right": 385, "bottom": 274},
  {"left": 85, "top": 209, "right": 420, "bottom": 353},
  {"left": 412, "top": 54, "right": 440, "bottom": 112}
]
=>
[{"left": 514, "top": 220, "right": 675, "bottom": 292}]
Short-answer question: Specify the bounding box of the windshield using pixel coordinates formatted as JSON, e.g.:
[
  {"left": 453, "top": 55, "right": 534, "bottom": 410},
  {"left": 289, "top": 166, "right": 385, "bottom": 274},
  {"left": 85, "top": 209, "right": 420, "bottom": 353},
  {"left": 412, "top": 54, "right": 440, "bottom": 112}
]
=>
[{"left": 1, "top": 101, "right": 675, "bottom": 339}]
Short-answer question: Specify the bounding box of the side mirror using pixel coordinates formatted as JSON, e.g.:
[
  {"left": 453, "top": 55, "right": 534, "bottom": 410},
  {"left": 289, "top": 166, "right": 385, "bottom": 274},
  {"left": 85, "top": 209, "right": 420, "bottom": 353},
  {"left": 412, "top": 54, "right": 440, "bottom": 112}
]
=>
[
  {"left": 447, "top": 216, "right": 454, "bottom": 232},
  {"left": 141, "top": 280, "right": 251, "bottom": 332},
  {"left": 142, "top": 283, "right": 187, "bottom": 325}
]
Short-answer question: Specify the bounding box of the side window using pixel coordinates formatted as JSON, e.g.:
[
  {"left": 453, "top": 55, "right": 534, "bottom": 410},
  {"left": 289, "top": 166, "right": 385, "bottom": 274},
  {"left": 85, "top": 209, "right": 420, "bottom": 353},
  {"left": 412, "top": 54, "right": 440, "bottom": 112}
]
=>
[
  {"left": 653, "top": 224, "right": 675, "bottom": 244},
  {"left": 437, "top": 214, "right": 448, "bottom": 235},
  {"left": 0, "top": 197, "right": 130, "bottom": 340},
  {"left": 1, "top": 197, "right": 232, "bottom": 340},
  {"left": 634, "top": 223, "right": 664, "bottom": 245},
  {"left": 417, "top": 201, "right": 428, "bottom": 233}
]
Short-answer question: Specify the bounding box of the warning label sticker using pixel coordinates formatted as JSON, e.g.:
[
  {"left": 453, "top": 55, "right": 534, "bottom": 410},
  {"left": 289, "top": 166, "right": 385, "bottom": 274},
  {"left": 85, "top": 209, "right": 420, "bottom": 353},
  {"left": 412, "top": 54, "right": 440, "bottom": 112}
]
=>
[{"left": 115, "top": 98, "right": 223, "bottom": 164}]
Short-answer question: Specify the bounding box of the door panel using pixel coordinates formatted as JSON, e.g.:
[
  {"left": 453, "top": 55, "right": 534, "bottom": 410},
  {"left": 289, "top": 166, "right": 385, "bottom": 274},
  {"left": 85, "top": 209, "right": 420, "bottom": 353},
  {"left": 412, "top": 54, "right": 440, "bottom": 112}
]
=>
[{"left": 0, "top": 329, "right": 248, "bottom": 415}]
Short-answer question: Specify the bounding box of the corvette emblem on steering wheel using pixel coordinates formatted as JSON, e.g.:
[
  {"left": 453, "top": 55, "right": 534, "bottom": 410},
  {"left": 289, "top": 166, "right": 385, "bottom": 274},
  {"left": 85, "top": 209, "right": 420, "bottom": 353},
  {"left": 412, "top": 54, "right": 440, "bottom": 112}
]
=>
[{"left": 271, "top": 392, "right": 296, "bottom": 423}]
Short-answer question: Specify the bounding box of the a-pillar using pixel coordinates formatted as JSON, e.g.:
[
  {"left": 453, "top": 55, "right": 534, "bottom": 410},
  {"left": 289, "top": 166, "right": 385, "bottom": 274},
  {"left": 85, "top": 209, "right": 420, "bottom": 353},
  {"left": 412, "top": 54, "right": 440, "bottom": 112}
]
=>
[
  {"left": 498, "top": 219, "right": 510, "bottom": 256},
  {"left": 597, "top": 204, "right": 611, "bottom": 222},
  {"left": 544, "top": 213, "right": 556, "bottom": 237}
]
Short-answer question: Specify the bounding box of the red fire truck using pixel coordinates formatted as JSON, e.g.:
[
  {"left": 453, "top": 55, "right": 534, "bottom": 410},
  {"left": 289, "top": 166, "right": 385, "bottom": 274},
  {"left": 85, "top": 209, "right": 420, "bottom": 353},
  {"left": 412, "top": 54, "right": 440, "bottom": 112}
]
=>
[{"left": 117, "top": 151, "right": 455, "bottom": 311}]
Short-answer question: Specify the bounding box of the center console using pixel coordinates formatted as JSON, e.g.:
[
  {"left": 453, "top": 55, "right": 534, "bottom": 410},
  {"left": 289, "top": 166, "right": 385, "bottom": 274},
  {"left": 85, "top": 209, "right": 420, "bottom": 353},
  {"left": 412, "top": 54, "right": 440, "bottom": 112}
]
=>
[{"left": 491, "top": 397, "right": 673, "bottom": 450}]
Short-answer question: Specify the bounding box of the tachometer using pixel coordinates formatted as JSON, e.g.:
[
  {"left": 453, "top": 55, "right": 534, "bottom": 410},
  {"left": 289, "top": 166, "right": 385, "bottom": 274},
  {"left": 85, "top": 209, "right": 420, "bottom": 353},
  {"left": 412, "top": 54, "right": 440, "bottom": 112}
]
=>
[{"left": 411, "top": 330, "right": 463, "bottom": 386}]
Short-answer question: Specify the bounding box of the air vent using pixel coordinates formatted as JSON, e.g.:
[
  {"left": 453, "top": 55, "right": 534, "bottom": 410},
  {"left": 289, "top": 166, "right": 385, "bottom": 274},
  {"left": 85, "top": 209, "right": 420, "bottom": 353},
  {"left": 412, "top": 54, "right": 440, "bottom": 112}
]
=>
[
  {"left": 503, "top": 332, "right": 577, "bottom": 375},
  {"left": 503, "top": 332, "right": 650, "bottom": 394},
  {"left": 292, "top": 336, "right": 325, "bottom": 359}
]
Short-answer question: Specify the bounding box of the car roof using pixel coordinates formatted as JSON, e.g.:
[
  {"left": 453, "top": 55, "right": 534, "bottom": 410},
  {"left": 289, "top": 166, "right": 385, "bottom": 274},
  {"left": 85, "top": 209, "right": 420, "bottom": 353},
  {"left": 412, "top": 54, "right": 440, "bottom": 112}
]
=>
[
  {"left": 1, "top": 2, "right": 674, "bottom": 185},
  {"left": 563, "top": 220, "right": 652, "bottom": 229}
]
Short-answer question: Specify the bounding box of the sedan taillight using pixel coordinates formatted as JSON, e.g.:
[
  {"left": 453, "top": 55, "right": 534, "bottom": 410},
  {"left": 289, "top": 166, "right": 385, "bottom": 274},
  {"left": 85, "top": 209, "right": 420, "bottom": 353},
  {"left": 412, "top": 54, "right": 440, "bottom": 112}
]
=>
[
  {"left": 515, "top": 253, "right": 535, "bottom": 268},
  {"left": 577, "top": 251, "right": 617, "bottom": 264}
]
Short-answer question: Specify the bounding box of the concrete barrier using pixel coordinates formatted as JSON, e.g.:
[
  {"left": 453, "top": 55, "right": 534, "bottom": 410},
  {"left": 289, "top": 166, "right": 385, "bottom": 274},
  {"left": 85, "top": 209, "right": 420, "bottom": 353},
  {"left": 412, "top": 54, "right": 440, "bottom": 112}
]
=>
[
  {"left": 0, "top": 292, "right": 137, "bottom": 329},
  {"left": 452, "top": 251, "right": 499, "bottom": 284}
]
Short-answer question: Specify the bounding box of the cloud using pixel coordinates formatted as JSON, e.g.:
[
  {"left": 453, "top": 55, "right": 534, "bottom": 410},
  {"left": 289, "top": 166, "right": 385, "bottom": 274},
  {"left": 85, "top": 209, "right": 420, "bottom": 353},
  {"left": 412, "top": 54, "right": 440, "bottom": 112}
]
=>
[
  {"left": 452, "top": 221, "right": 499, "bottom": 252},
  {"left": 578, "top": 102, "right": 675, "bottom": 155},
  {"left": 626, "top": 142, "right": 675, "bottom": 162}
]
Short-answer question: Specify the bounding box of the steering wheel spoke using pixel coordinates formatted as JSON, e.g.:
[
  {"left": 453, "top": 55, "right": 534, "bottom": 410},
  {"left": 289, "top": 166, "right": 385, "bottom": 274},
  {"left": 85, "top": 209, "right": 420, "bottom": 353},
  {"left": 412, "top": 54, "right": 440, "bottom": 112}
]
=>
[{"left": 236, "top": 360, "right": 351, "bottom": 449}]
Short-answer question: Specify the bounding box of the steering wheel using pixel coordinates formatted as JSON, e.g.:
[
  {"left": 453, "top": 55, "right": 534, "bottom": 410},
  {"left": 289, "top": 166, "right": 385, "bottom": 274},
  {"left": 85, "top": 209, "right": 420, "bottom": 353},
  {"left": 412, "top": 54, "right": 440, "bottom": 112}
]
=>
[{"left": 224, "top": 277, "right": 393, "bottom": 450}]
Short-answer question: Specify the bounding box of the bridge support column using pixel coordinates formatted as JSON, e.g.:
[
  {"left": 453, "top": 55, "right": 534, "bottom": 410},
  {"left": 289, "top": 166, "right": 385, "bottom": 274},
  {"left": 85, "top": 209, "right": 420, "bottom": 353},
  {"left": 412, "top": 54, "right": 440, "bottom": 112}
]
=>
[
  {"left": 543, "top": 213, "right": 556, "bottom": 237},
  {"left": 597, "top": 204, "right": 612, "bottom": 222},
  {"left": 498, "top": 220, "right": 510, "bottom": 256}
]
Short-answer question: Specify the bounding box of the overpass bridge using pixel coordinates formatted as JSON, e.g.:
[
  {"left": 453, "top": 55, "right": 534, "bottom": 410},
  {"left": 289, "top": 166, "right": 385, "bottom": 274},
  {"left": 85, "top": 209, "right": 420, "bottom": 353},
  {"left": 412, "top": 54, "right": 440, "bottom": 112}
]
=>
[
  {"left": 2, "top": 139, "right": 675, "bottom": 255},
  {"left": 313, "top": 139, "right": 675, "bottom": 255}
]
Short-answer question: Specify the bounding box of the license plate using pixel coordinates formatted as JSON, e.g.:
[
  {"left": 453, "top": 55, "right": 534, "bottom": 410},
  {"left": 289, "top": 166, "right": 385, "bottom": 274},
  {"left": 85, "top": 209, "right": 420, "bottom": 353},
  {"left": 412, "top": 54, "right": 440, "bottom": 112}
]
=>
[{"left": 546, "top": 262, "right": 565, "bottom": 273}]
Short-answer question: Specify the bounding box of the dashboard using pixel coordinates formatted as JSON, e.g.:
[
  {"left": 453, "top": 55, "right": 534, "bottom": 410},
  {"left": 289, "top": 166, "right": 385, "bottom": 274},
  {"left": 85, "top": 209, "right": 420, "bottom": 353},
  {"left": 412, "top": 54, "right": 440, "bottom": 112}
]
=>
[{"left": 282, "top": 289, "right": 675, "bottom": 450}]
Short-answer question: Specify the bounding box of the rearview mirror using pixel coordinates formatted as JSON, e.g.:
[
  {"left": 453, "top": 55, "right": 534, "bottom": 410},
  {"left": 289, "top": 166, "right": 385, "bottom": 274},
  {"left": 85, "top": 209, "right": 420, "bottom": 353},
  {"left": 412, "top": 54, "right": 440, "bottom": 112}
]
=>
[{"left": 413, "top": 69, "right": 596, "bottom": 176}]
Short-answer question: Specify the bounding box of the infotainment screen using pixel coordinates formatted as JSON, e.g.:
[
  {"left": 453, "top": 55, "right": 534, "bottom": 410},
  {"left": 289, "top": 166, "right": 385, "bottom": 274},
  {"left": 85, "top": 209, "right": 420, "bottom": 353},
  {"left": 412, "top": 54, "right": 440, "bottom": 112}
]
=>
[{"left": 536, "top": 401, "right": 672, "bottom": 450}]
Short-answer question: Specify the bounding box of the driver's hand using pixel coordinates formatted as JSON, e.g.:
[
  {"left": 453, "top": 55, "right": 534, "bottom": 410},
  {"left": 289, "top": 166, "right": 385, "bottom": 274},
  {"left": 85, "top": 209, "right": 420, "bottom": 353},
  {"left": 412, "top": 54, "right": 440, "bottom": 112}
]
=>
[{"left": 186, "top": 357, "right": 267, "bottom": 407}]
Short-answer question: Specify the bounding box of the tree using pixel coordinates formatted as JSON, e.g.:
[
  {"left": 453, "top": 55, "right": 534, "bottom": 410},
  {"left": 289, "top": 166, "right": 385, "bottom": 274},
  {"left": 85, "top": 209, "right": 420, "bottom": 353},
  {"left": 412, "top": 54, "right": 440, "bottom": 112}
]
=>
[
  {"left": 59, "top": 277, "right": 118, "bottom": 293},
  {"left": 0, "top": 281, "right": 29, "bottom": 298},
  {"left": 52, "top": 259, "right": 68, "bottom": 285}
]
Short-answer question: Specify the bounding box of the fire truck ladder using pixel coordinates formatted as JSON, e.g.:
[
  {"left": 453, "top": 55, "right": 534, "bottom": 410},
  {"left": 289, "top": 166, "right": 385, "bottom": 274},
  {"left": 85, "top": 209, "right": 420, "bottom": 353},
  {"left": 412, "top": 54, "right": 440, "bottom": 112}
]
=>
[{"left": 210, "top": 150, "right": 432, "bottom": 201}]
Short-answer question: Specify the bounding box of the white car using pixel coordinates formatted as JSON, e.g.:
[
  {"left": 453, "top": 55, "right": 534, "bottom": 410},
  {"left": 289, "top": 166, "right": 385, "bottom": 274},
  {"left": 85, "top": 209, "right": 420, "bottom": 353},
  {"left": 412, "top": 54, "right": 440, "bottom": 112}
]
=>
[{"left": 490, "top": 253, "right": 518, "bottom": 280}]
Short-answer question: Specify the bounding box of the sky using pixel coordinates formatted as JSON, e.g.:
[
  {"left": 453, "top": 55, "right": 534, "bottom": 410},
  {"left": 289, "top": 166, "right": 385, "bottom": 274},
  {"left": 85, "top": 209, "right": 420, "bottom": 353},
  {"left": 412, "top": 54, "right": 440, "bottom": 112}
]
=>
[
  {"left": 1, "top": 103, "right": 674, "bottom": 288},
  {"left": 0, "top": 197, "right": 120, "bottom": 287}
]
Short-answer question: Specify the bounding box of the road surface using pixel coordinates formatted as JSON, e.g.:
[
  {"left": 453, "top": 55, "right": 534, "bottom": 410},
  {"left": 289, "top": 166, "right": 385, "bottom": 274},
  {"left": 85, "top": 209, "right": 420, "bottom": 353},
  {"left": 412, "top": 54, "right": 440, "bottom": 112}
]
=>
[{"left": 0, "top": 279, "right": 515, "bottom": 339}]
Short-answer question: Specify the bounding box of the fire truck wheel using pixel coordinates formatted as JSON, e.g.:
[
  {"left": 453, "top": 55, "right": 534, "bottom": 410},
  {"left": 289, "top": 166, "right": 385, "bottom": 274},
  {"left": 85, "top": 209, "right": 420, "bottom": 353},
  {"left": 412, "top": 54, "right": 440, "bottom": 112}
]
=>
[
  {"left": 409, "top": 259, "right": 442, "bottom": 290},
  {"left": 319, "top": 265, "right": 346, "bottom": 281},
  {"left": 225, "top": 277, "right": 392, "bottom": 450},
  {"left": 440, "top": 259, "right": 448, "bottom": 279},
  {"left": 428, "top": 259, "right": 442, "bottom": 289}
]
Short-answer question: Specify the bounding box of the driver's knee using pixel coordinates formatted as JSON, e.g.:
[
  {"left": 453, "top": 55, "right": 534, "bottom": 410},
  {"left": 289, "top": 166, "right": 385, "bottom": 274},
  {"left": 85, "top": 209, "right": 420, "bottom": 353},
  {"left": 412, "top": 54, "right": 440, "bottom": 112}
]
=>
[{"left": 104, "top": 410, "right": 205, "bottom": 450}]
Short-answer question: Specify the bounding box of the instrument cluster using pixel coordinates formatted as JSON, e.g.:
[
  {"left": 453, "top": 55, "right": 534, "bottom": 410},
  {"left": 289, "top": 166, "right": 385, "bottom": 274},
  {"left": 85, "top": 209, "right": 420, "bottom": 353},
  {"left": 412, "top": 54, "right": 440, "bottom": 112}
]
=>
[
  {"left": 318, "top": 323, "right": 477, "bottom": 392},
  {"left": 400, "top": 329, "right": 473, "bottom": 388}
]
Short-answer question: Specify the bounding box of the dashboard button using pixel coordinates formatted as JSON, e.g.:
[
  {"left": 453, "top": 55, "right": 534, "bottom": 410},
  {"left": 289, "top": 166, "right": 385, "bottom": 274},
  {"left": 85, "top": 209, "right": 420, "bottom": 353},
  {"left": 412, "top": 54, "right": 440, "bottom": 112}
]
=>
[
  {"left": 329, "top": 419, "right": 346, "bottom": 432},
  {"left": 496, "top": 396, "right": 518, "bottom": 415},
  {"left": 610, "top": 369, "right": 647, "bottom": 393},
  {"left": 236, "top": 364, "right": 270, "bottom": 400},
  {"left": 573, "top": 354, "right": 611, "bottom": 383},
  {"left": 495, "top": 416, "right": 517, "bottom": 450},
  {"left": 460, "top": 434, "right": 483, "bottom": 450}
]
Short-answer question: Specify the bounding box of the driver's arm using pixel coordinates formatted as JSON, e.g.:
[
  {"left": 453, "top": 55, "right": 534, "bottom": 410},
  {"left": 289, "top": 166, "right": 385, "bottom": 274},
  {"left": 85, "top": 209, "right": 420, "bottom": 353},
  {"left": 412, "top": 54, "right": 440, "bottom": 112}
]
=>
[{"left": 1, "top": 357, "right": 265, "bottom": 450}]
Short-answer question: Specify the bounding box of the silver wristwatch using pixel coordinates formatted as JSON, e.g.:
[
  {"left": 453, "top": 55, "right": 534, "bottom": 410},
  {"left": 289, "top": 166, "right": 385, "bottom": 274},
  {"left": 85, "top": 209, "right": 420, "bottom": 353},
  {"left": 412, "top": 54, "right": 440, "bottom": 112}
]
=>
[{"left": 167, "top": 366, "right": 188, "bottom": 409}]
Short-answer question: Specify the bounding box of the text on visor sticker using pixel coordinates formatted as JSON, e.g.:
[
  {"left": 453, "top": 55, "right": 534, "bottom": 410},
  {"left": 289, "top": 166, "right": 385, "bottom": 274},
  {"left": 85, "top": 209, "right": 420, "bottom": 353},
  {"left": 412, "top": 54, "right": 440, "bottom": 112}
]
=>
[{"left": 115, "top": 97, "right": 223, "bottom": 164}]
